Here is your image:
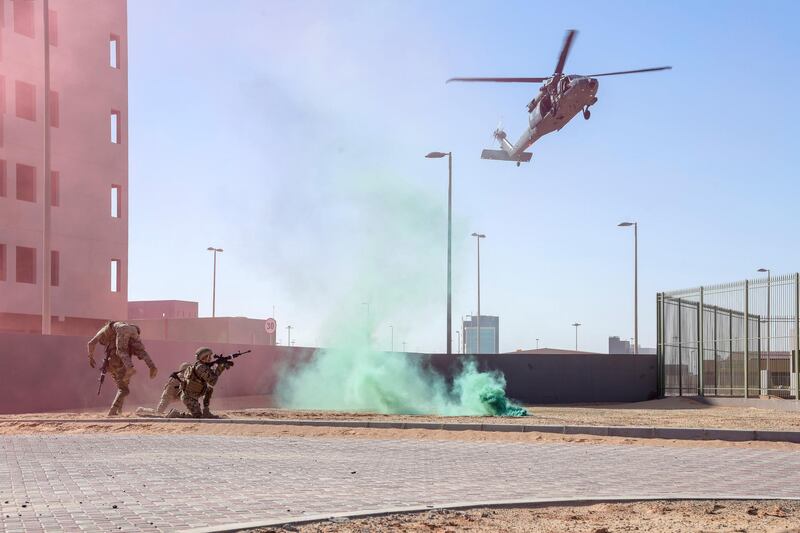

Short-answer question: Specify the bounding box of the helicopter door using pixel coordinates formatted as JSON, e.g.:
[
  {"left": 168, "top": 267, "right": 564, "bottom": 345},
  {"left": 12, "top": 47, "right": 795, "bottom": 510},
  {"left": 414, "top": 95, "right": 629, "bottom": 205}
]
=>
[{"left": 539, "top": 95, "right": 552, "bottom": 117}]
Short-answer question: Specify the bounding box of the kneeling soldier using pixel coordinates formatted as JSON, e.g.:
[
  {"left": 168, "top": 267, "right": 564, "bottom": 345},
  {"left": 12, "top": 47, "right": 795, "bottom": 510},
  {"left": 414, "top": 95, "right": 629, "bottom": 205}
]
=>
[
  {"left": 181, "top": 347, "right": 229, "bottom": 418},
  {"left": 155, "top": 362, "right": 191, "bottom": 414}
]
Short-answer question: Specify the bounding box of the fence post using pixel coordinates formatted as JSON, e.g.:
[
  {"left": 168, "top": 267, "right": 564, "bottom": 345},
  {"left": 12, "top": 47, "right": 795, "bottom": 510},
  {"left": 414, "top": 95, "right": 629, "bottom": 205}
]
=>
[
  {"left": 729, "top": 311, "right": 733, "bottom": 397},
  {"left": 795, "top": 273, "right": 799, "bottom": 401},
  {"left": 713, "top": 305, "right": 718, "bottom": 396},
  {"left": 656, "top": 293, "right": 662, "bottom": 397},
  {"left": 677, "top": 298, "right": 683, "bottom": 396},
  {"left": 744, "top": 279, "right": 749, "bottom": 399},
  {"left": 698, "top": 287, "right": 704, "bottom": 396}
]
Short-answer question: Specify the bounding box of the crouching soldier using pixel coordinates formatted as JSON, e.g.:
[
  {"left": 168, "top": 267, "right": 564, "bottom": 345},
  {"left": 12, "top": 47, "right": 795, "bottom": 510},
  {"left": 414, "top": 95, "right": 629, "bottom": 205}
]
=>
[
  {"left": 88, "top": 320, "right": 158, "bottom": 416},
  {"left": 180, "top": 347, "right": 229, "bottom": 418},
  {"left": 155, "top": 362, "right": 192, "bottom": 414}
]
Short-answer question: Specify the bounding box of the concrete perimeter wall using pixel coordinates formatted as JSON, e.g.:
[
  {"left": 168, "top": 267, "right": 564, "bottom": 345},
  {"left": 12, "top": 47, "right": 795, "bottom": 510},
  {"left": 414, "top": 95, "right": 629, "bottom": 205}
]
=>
[
  {"left": 0, "top": 332, "right": 657, "bottom": 414},
  {"left": 424, "top": 353, "right": 658, "bottom": 404},
  {"left": 0, "top": 331, "right": 313, "bottom": 414}
]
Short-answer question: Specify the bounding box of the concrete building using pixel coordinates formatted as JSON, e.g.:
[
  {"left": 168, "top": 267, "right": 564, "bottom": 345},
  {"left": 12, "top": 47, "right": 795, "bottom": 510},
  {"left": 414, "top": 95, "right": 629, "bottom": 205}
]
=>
[
  {"left": 128, "top": 300, "right": 199, "bottom": 320},
  {"left": 609, "top": 336, "right": 632, "bottom": 354},
  {"left": 463, "top": 315, "right": 499, "bottom": 354},
  {"left": 0, "top": 0, "right": 128, "bottom": 335}
]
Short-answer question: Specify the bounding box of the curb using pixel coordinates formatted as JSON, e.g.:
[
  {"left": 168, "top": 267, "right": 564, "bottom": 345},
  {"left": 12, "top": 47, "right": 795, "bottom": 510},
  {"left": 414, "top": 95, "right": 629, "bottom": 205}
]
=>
[
  {"left": 179, "top": 495, "right": 800, "bottom": 533},
  {"left": 4, "top": 416, "right": 800, "bottom": 443}
]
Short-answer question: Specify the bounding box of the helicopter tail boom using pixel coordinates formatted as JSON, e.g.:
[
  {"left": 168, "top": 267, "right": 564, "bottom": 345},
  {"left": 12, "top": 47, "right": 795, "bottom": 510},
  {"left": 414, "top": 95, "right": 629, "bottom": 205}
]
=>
[{"left": 481, "top": 149, "right": 532, "bottom": 163}]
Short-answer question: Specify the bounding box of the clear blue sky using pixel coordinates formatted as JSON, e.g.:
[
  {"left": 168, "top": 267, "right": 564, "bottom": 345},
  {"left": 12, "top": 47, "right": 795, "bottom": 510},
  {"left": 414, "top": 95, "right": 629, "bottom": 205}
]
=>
[{"left": 127, "top": 1, "right": 800, "bottom": 353}]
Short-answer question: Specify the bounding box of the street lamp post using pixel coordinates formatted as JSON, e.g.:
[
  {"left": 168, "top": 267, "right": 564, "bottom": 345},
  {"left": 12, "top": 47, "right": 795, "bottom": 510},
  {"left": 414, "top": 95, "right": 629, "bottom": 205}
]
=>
[
  {"left": 618, "top": 221, "right": 638, "bottom": 354},
  {"left": 536, "top": 338, "right": 540, "bottom": 350},
  {"left": 456, "top": 329, "right": 461, "bottom": 354},
  {"left": 758, "top": 268, "right": 771, "bottom": 377},
  {"left": 389, "top": 325, "right": 394, "bottom": 352},
  {"left": 287, "top": 325, "right": 293, "bottom": 347},
  {"left": 572, "top": 322, "right": 582, "bottom": 351},
  {"left": 425, "top": 151, "right": 453, "bottom": 354},
  {"left": 207, "top": 247, "right": 223, "bottom": 317},
  {"left": 471, "top": 232, "right": 486, "bottom": 353}
]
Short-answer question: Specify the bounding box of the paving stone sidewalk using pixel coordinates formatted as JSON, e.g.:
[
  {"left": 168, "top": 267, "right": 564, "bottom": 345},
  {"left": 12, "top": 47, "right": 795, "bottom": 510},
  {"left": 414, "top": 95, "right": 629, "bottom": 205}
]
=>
[{"left": 1, "top": 434, "right": 800, "bottom": 532}]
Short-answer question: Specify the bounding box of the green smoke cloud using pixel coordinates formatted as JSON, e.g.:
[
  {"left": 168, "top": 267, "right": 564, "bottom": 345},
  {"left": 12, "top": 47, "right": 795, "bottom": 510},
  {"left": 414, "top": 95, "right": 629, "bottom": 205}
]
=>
[{"left": 274, "top": 170, "right": 527, "bottom": 417}]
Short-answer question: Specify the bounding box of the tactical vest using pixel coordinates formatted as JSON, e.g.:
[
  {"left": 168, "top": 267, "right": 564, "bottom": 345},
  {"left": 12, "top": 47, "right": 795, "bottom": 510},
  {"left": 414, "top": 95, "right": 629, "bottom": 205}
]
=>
[{"left": 182, "top": 363, "right": 208, "bottom": 396}]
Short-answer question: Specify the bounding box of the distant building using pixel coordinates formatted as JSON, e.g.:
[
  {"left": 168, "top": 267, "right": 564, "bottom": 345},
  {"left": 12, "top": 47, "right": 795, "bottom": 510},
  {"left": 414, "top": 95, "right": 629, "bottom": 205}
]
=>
[
  {"left": 463, "top": 315, "right": 499, "bottom": 354},
  {"left": 128, "top": 300, "right": 198, "bottom": 320},
  {"left": 609, "top": 336, "right": 656, "bottom": 354},
  {"left": 609, "top": 336, "right": 632, "bottom": 354}
]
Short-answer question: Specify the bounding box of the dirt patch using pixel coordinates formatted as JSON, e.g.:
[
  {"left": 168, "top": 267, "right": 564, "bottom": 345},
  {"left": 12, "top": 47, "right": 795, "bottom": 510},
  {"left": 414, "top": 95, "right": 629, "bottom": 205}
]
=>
[
  {"left": 250, "top": 500, "right": 800, "bottom": 533},
  {"left": 2, "top": 420, "right": 799, "bottom": 451},
  {"left": 4, "top": 396, "right": 800, "bottom": 432}
]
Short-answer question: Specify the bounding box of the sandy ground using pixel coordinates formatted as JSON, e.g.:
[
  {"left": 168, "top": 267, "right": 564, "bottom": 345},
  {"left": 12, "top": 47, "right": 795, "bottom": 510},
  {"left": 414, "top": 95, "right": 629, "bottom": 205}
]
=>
[
  {"left": 2, "top": 420, "right": 799, "bottom": 451},
  {"left": 249, "top": 501, "right": 800, "bottom": 533},
  {"left": 4, "top": 396, "right": 800, "bottom": 431}
]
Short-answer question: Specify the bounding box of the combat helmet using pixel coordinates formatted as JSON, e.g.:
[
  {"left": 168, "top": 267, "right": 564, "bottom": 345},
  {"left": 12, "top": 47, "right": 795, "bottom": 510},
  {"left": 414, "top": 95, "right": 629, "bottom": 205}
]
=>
[{"left": 195, "top": 347, "right": 214, "bottom": 363}]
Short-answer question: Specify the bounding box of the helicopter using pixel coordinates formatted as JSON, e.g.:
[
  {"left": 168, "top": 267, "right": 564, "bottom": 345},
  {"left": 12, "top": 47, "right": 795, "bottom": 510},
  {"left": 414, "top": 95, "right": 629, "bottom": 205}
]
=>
[{"left": 447, "top": 30, "right": 671, "bottom": 166}]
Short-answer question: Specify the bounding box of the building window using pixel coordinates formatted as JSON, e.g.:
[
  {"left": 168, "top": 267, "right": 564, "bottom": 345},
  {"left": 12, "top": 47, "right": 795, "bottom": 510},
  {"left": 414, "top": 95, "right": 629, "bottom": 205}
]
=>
[
  {"left": 110, "top": 259, "right": 121, "bottom": 292},
  {"left": 16, "top": 246, "right": 35, "bottom": 284},
  {"left": 110, "top": 110, "right": 120, "bottom": 143},
  {"left": 51, "top": 250, "right": 59, "bottom": 286},
  {"left": 48, "top": 9, "right": 57, "bottom": 46},
  {"left": 13, "top": 0, "right": 34, "bottom": 38},
  {"left": 0, "top": 159, "right": 6, "bottom": 197},
  {"left": 111, "top": 185, "right": 121, "bottom": 217},
  {"left": 109, "top": 34, "right": 120, "bottom": 69},
  {"left": 16, "top": 163, "right": 35, "bottom": 202},
  {"left": 0, "top": 244, "right": 6, "bottom": 281},
  {"left": 51, "top": 170, "right": 59, "bottom": 206},
  {"left": 49, "top": 90, "right": 59, "bottom": 127},
  {"left": 15, "top": 80, "right": 36, "bottom": 121}
]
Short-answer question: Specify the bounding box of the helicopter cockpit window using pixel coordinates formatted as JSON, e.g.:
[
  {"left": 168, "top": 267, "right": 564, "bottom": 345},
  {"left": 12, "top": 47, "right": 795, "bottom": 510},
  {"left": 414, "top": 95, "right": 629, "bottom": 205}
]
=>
[{"left": 561, "top": 78, "right": 571, "bottom": 92}]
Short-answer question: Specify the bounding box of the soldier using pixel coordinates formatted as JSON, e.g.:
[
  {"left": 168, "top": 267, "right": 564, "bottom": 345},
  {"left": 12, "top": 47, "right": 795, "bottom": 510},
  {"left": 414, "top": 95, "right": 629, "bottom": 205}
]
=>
[
  {"left": 154, "top": 362, "right": 191, "bottom": 414},
  {"left": 87, "top": 321, "right": 158, "bottom": 416},
  {"left": 180, "top": 347, "right": 229, "bottom": 418}
]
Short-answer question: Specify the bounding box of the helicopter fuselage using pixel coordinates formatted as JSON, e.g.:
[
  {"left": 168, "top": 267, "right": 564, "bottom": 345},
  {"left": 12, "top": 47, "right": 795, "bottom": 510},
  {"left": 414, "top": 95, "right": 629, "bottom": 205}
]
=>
[{"left": 506, "top": 75, "right": 598, "bottom": 158}]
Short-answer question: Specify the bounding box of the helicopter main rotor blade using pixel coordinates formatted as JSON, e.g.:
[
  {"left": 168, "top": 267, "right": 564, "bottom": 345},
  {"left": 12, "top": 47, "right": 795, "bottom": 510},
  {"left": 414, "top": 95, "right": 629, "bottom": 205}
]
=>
[
  {"left": 553, "top": 29, "right": 577, "bottom": 76},
  {"left": 446, "top": 77, "right": 548, "bottom": 83},
  {"left": 585, "top": 66, "right": 672, "bottom": 77}
]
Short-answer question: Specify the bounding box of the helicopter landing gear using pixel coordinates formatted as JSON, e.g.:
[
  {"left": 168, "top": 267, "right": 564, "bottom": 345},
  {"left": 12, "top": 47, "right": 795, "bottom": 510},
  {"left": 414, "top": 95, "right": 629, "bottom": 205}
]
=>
[{"left": 583, "top": 107, "right": 591, "bottom": 120}]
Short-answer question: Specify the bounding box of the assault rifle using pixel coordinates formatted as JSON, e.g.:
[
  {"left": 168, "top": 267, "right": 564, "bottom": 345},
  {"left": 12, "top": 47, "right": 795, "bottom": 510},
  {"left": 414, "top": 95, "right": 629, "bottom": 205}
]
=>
[
  {"left": 97, "top": 352, "right": 112, "bottom": 395},
  {"left": 210, "top": 349, "right": 252, "bottom": 369}
]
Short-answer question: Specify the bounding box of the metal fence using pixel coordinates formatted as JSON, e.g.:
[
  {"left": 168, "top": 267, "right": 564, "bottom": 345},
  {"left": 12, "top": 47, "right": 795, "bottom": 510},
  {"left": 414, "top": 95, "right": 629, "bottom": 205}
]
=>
[{"left": 657, "top": 273, "right": 800, "bottom": 398}]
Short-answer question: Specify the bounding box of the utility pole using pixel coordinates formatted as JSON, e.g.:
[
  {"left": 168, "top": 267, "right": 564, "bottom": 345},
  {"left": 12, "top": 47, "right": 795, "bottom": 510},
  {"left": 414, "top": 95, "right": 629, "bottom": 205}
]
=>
[
  {"left": 572, "top": 322, "right": 582, "bottom": 351},
  {"left": 286, "top": 325, "right": 293, "bottom": 347},
  {"left": 207, "top": 247, "right": 223, "bottom": 317},
  {"left": 471, "top": 233, "right": 486, "bottom": 353}
]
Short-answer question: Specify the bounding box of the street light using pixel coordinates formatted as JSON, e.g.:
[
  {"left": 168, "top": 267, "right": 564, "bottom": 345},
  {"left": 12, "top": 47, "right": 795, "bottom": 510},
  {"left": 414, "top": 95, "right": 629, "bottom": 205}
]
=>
[
  {"left": 618, "top": 221, "right": 638, "bottom": 354},
  {"left": 572, "top": 322, "right": 582, "bottom": 351},
  {"left": 455, "top": 329, "right": 461, "bottom": 354},
  {"left": 426, "top": 151, "right": 453, "bottom": 355},
  {"left": 757, "top": 268, "right": 771, "bottom": 367},
  {"left": 471, "top": 232, "right": 486, "bottom": 353},
  {"left": 286, "top": 325, "right": 293, "bottom": 347},
  {"left": 389, "top": 325, "right": 394, "bottom": 352},
  {"left": 536, "top": 338, "right": 540, "bottom": 350},
  {"left": 207, "top": 247, "right": 223, "bottom": 317}
]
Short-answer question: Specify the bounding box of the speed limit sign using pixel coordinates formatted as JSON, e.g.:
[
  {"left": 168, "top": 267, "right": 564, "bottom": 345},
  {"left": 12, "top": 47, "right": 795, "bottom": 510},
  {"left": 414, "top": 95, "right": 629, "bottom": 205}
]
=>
[{"left": 264, "top": 318, "right": 277, "bottom": 334}]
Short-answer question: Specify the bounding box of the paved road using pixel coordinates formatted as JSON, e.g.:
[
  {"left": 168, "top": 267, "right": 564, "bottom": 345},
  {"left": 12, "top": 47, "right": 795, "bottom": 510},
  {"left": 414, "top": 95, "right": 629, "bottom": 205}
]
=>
[{"left": 2, "top": 434, "right": 800, "bottom": 532}]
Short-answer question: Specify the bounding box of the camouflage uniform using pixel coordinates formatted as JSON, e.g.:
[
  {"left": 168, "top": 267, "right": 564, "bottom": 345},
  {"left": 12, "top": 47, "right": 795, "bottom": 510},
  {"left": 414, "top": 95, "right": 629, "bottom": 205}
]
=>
[
  {"left": 181, "top": 347, "right": 227, "bottom": 418},
  {"left": 155, "top": 362, "right": 191, "bottom": 414},
  {"left": 87, "top": 321, "right": 157, "bottom": 415}
]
